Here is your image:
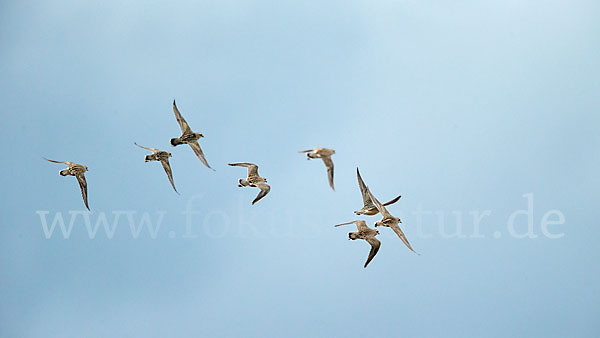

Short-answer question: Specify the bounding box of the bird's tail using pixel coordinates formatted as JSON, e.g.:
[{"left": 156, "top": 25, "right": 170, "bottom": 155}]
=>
[
  {"left": 170, "top": 138, "right": 182, "bottom": 146},
  {"left": 349, "top": 232, "right": 359, "bottom": 240},
  {"left": 59, "top": 169, "right": 69, "bottom": 176}
]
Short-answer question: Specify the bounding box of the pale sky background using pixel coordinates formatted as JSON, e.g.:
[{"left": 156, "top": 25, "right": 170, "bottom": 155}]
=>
[{"left": 1, "top": 0, "right": 599, "bottom": 337}]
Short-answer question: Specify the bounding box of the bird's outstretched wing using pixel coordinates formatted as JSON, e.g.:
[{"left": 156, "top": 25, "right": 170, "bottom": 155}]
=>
[
  {"left": 383, "top": 195, "right": 402, "bottom": 206},
  {"left": 322, "top": 156, "right": 335, "bottom": 190},
  {"left": 367, "top": 188, "right": 392, "bottom": 218},
  {"left": 252, "top": 182, "right": 270, "bottom": 205},
  {"left": 334, "top": 220, "right": 369, "bottom": 232},
  {"left": 364, "top": 237, "right": 381, "bottom": 268},
  {"left": 172, "top": 100, "right": 192, "bottom": 133},
  {"left": 134, "top": 143, "right": 159, "bottom": 153},
  {"left": 356, "top": 168, "right": 373, "bottom": 206},
  {"left": 390, "top": 223, "right": 418, "bottom": 255},
  {"left": 228, "top": 162, "right": 259, "bottom": 177},
  {"left": 44, "top": 158, "right": 70, "bottom": 165},
  {"left": 298, "top": 149, "right": 314, "bottom": 154},
  {"left": 334, "top": 221, "right": 355, "bottom": 227},
  {"left": 189, "top": 141, "right": 213, "bottom": 170},
  {"left": 75, "top": 173, "right": 90, "bottom": 211},
  {"left": 160, "top": 158, "right": 178, "bottom": 194}
]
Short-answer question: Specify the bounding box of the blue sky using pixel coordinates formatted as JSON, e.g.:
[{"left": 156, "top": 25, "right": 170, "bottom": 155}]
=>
[{"left": 1, "top": 0, "right": 599, "bottom": 337}]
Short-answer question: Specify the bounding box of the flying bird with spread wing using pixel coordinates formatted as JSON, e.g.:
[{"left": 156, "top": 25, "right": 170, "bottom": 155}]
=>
[
  {"left": 368, "top": 187, "right": 418, "bottom": 255},
  {"left": 354, "top": 168, "right": 401, "bottom": 215},
  {"left": 44, "top": 158, "right": 90, "bottom": 210},
  {"left": 170, "top": 100, "right": 214, "bottom": 170},
  {"left": 298, "top": 147, "right": 335, "bottom": 190},
  {"left": 335, "top": 220, "right": 381, "bottom": 268},
  {"left": 228, "top": 162, "right": 271, "bottom": 205},
  {"left": 134, "top": 143, "right": 178, "bottom": 194}
]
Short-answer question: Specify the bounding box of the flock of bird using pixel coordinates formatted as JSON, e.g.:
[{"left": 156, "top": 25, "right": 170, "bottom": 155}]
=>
[{"left": 44, "top": 100, "right": 418, "bottom": 268}]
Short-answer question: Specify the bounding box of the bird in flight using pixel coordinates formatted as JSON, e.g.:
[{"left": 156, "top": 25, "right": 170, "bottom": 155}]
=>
[
  {"left": 335, "top": 220, "right": 381, "bottom": 268},
  {"left": 170, "top": 100, "right": 214, "bottom": 170},
  {"left": 134, "top": 143, "right": 178, "bottom": 194},
  {"left": 228, "top": 162, "right": 271, "bottom": 205},
  {"left": 44, "top": 158, "right": 90, "bottom": 210},
  {"left": 354, "top": 168, "right": 401, "bottom": 215},
  {"left": 298, "top": 147, "right": 335, "bottom": 190},
  {"left": 368, "top": 187, "right": 418, "bottom": 255}
]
